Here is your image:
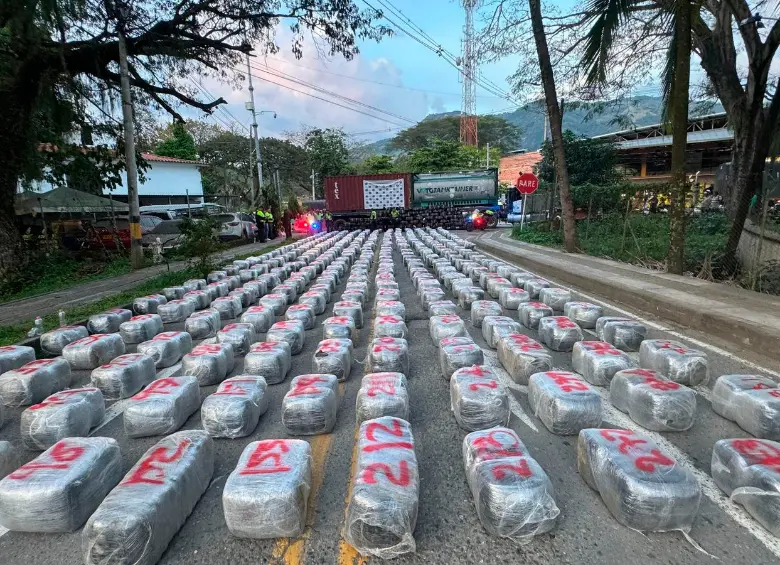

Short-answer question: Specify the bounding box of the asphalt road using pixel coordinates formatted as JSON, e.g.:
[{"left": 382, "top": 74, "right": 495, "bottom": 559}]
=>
[{"left": 1, "top": 229, "right": 779, "bottom": 565}]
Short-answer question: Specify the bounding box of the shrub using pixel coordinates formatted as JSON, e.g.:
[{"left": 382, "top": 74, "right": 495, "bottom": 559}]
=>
[{"left": 177, "top": 216, "right": 224, "bottom": 279}]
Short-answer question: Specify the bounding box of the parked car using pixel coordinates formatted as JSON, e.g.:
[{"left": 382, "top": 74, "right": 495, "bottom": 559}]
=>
[
  {"left": 217, "top": 213, "right": 256, "bottom": 242},
  {"left": 84, "top": 215, "right": 161, "bottom": 250}
]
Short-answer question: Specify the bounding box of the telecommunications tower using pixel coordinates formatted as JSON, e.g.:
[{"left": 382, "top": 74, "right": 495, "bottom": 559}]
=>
[{"left": 460, "top": 0, "right": 479, "bottom": 146}]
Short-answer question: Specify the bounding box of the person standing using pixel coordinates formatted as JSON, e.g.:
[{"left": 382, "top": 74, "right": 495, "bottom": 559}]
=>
[
  {"left": 283, "top": 207, "right": 292, "bottom": 240},
  {"left": 369, "top": 209, "right": 377, "bottom": 230},
  {"left": 390, "top": 207, "right": 400, "bottom": 228},
  {"left": 255, "top": 207, "right": 267, "bottom": 242},
  {"left": 325, "top": 210, "right": 333, "bottom": 232}
]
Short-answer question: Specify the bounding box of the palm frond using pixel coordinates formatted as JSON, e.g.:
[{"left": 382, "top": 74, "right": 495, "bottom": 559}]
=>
[{"left": 580, "top": 0, "right": 640, "bottom": 85}]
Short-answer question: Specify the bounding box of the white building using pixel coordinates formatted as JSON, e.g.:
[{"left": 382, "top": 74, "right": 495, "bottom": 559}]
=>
[{"left": 21, "top": 152, "right": 204, "bottom": 207}]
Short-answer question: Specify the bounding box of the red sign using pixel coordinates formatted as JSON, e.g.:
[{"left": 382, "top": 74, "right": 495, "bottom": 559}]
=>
[{"left": 516, "top": 173, "right": 539, "bottom": 195}]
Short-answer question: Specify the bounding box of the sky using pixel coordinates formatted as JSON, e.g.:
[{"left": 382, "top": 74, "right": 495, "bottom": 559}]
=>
[{"left": 191, "top": 0, "right": 545, "bottom": 142}]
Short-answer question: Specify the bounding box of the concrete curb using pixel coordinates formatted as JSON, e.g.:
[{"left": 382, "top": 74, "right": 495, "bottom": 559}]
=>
[{"left": 475, "top": 234, "right": 780, "bottom": 364}]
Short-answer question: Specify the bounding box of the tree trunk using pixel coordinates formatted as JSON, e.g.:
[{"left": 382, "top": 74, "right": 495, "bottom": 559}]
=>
[
  {"left": 528, "top": 0, "right": 577, "bottom": 252},
  {"left": 667, "top": 0, "right": 691, "bottom": 275}
]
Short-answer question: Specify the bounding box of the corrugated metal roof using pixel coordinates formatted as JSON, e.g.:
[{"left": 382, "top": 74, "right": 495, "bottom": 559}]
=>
[
  {"left": 141, "top": 152, "right": 202, "bottom": 165},
  {"left": 615, "top": 129, "right": 733, "bottom": 149}
]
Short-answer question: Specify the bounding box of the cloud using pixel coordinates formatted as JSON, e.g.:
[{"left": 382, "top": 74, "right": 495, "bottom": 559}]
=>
[{"left": 189, "top": 33, "right": 442, "bottom": 141}]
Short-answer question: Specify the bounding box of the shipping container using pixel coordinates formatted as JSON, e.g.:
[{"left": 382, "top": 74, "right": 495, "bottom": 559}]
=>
[
  {"left": 324, "top": 173, "right": 412, "bottom": 212},
  {"left": 412, "top": 169, "right": 498, "bottom": 207}
]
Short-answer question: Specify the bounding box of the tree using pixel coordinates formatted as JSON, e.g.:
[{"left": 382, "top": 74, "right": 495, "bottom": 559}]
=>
[
  {"left": 407, "top": 139, "right": 501, "bottom": 171},
  {"left": 358, "top": 155, "right": 395, "bottom": 174},
  {"left": 528, "top": 0, "right": 577, "bottom": 252},
  {"left": 0, "top": 0, "right": 390, "bottom": 279},
  {"left": 390, "top": 115, "right": 523, "bottom": 153},
  {"left": 155, "top": 122, "right": 198, "bottom": 161},
  {"left": 581, "top": 0, "right": 692, "bottom": 274},
  {"left": 197, "top": 129, "right": 254, "bottom": 197},
  {"left": 304, "top": 128, "right": 351, "bottom": 197},
  {"left": 538, "top": 131, "right": 620, "bottom": 186}
]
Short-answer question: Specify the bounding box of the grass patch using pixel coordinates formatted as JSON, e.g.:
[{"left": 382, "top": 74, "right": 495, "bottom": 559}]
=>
[
  {"left": 512, "top": 213, "right": 730, "bottom": 273},
  {"left": 0, "top": 239, "right": 287, "bottom": 346},
  {"left": 0, "top": 255, "right": 135, "bottom": 304}
]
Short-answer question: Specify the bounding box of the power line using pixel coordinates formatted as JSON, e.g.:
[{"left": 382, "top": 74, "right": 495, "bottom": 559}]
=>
[{"left": 248, "top": 61, "right": 418, "bottom": 124}]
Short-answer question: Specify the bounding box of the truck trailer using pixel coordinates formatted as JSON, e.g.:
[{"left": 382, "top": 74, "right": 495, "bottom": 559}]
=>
[{"left": 324, "top": 169, "right": 499, "bottom": 230}]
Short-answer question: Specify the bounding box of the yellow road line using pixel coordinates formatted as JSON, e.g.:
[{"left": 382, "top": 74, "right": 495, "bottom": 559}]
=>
[{"left": 337, "top": 431, "right": 365, "bottom": 565}]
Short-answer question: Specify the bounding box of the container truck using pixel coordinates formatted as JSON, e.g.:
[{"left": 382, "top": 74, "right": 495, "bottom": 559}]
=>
[{"left": 324, "top": 169, "right": 499, "bottom": 230}]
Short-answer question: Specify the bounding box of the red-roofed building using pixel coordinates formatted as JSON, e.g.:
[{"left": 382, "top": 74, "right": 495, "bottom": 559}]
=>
[{"left": 499, "top": 151, "right": 543, "bottom": 187}]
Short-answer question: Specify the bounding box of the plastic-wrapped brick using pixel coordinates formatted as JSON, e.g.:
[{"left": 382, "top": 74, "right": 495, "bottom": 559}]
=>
[
  {"left": 470, "top": 300, "right": 503, "bottom": 328},
  {"left": 427, "top": 301, "right": 457, "bottom": 317},
  {"left": 244, "top": 280, "right": 268, "bottom": 301},
  {"left": 227, "top": 288, "right": 252, "bottom": 310},
  {"left": 711, "top": 374, "right": 777, "bottom": 422},
  {"left": 577, "top": 428, "right": 700, "bottom": 532},
  {"left": 639, "top": 339, "right": 708, "bottom": 386},
  {"left": 470, "top": 266, "right": 489, "bottom": 283},
  {"left": 184, "top": 309, "right": 221, "bottom": 340},
  {"left": 133, "top": 294, "right": 167, "bottom": 315},
  {"left": 481, "top": 316, "right": 523, "bottom": 349},
  {"left": 711, "top": 438, "right": 780, "bottom": 536},
  {"left": 528, "top": 372, "right": 601, "bottom": 435},
  {"left": 0, "top": 441, "right": 20, "bottom": 479},
  {"left": 376, "top": 300, "right": 406, "bottom": 320},
  {"left": 429, "top": 315, "right": 467, "bottom": 345},
  {"left": 539, "top": 288, "right": 571, "bottom": 312},
  {"left": 0, "top": 437, "right": 122, "bottom": 533},
  {"left": 223, "top": 439, "right": 312, "bottom": 538},
  {"left": 275, "top": 282, "right": 298, "bottom": 304},
  {"left": 311, "top": 281, "right": 333, "bottom": 301},
  {"left": 0, "top": 345, "right": 35, "bottom": 374},
  {"left": 376, "top": 287, "right": 401, "bottom": 303},
  {"left": 157, "top": 299, "right": 196, "bottom": 324},
  {"left": 510, "top": 272, "right": 534, "bottom": 287},
  {"left": 282, "top": 374, "right": 339, "bottom": 435},
  {"left": 313, "top": 339, "right": 352, "bottom": 381},
  {"left": 267, "top": 320, "right": 306, "bottom": 355},
  {"left": 496, "top": 334, "right": 551, "bottom": 385},
  {"left": 183, "top": 290, "right": 211, "bottom": 310},
  {"left": 91, "top": 353, "right": 156, "bottom": 400},
  {"left": 323, "top": 316, "right": 358, "bottom": 342},
  {"left": 421, "top": 288, "right": 446, "bottom": 311},
  {"left": 86, "top": 309, "right": 128, "bottom": 334},
  {"left": 124, "top": 376, "right": 201, "bottom": 437},
  {"left": 162, "top": 286, "right": 186, "bottom": 301},
  {"left": 82, "top": 431, "right": 214, "bottom": 565},
  {"left": 524, "top": 279, "right": 550, "bottom": 299},
  {"left": 538, "top": 316, "right": 583, "bottom": 352},
  {"left": 356, "top": 373, "right": 409, "bottom": 423},
  {"left": 208, "top": 270, "right": 227, "bottom": 282},
  {"left": 499, "top": 287, "right": 530, "bottom": 311},
  {"left": 299, "top": 291, "right": 326, "bottom": 315},
  {"left": 563, "top": 302, "right": 603, "bottom": 329},
  {"left": 443, "top": 271, "right": 467, "bottom": 290},
  {"left": 213, "top": 295, "right": 244, "bottom": 320},
  {"left": 597, "top": 317, "right": 647, "bottom": 352},
  {"left": 217, "top": 323, "right": 257, "bottom": 356},
  {"left": 517, "top": 301, "right": 551, "bottom": 330},
  {"left": 136, "top": 331, "right": 193, "bottom": 368},
  {"left": 183, "top": 278, "right": 207, "bottom": 292},
  {"left": 201, "top": 376, "right": 268, "bottom": 438},
  {"left": 479, "top": 271, "right": 501, "bottom": 291},
  {"left": 207, "top": 280, "right": 230, "bottom": 298},
  {"left": 259, "top": 293, "right": 287, "bottom": 316},
  {"left": 462, "top": 427, "right": 526, "bottom": 475},
  {"left": 40, "top": 325, "right": 89, "bottom": 356},
  {"left": 226, "top": 274, "right": 242, "bottom": 291},
  {"left": 238, "top": 269, "right": 254, "bottom": 284},
  {"left": 345, "top": 417, "right": 419, "bottom": 558},
  {"left": 375, "top": 315, "right": 408, "bottom": 340},
  {"left": 260, "top": 273, "right": 282, "bottom": 292},
  {"left": 369, "top": 337, "right": 409, "bottom": 375},
  {"left": 572, "top": 341, "right": 632, "bottom": 386},
  {"left": 286, "top": 304, "right": 316, "bottom": 330},
  {"left": 240, "top": 305, "right": 275, "bottom": 334},
  {"left": 182, "top": 343, "right": 235, "bottom": 386},
  {"left": 63, "top": 334, "right": 126, "bottom": 370},
  {"left": 245, "top": 341, "right": 292, "bottom": 384},
  {"left": 733, "top": 390, "right": 780, "bottom": 440},
  {"left": 450, "top": 365, "right": 509, "bottom": 431},
  {"left": 469, "top": 453, "right": 558, "bottom": 540},
  {"left": 21, "top": 388, "right": 105, "bottom": 450},
  {"left": 120, "top": 314, "right": 164, "bottom": 344},
  {"left": 487, "top": 277, "right": 513, "bottom": 300},
  {"left": 334, "top": 300, "right": 364, "bottom": 329},
  {"left": 608, "top": 368, "right": 695, "bottom": 431},
  {"left": 439, "top": 338, "right": 484, "bottom": 381},
  {"left": 0, "top": 358, "right": 72, "bottom": 406},
  {"left": 341, "top": 290, "right": 365, "bottom": 307}
]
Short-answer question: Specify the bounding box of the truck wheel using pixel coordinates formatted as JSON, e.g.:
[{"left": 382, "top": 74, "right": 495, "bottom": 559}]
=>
[
  {"left": 486, "top": 214, "right": 499, "bottom": 228},
  {"left": 334, "top": 219, "right": 348, "bottom": 231}
]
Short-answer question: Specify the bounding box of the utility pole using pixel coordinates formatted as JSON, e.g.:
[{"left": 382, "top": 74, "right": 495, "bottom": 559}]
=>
[
  {"left": 311, "top": 169, "right": 316, "bottom": 200},
  {"left": 486, "top": 142, "right": 490, "bottom": 168},
  {"left": 116, "top": 8, "right": 143, "bottom": 270},
  {"left": 246, "top": 54, "right": 263, "bottom": 209}
]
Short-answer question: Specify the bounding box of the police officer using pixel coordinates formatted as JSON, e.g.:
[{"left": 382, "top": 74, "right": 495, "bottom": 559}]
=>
[
  {"left": 390, "top": 207, "right": 400, "bottom": 228},
  {"left": 267, "top": 208, "right": 276, "bottom": 239},
  {"left": 369, "top": 209, "right": 377, "bottom": 229},
  {"left": 255, "top": 208, "right": 267, "bottom": 242},
  {"left": 483, "top": 208, "right": 495, "bottom": 227},
  {"left": 325, "top": 210, "right": 333, "bottom": 232}
]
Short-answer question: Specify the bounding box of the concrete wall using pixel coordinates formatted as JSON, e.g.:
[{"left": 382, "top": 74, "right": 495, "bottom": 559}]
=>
[{"left": 737, "top": 220, "right": 780, "bottom": 271}]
